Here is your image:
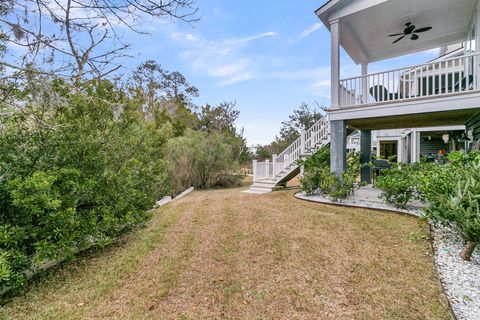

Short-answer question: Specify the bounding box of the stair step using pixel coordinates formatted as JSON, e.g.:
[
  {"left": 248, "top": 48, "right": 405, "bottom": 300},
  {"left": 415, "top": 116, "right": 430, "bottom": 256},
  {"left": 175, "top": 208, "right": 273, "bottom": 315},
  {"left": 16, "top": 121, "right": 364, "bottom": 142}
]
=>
[{"left": 248, "top": 187, "right": 273, "bottom": 194}]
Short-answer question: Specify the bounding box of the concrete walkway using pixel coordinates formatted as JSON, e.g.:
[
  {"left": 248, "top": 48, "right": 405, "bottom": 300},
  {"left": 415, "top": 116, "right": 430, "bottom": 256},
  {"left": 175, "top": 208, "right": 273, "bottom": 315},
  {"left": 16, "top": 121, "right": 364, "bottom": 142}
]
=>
[{"left": 295, "top": 184, "right": 423, "bottom": 215}]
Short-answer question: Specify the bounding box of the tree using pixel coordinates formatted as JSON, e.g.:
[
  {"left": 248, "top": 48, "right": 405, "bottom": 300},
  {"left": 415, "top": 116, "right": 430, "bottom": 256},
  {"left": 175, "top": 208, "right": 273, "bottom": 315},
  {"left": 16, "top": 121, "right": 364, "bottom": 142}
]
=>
[
  {"left": 197, "top": 102, "right": 240, "bottom": 134},
  {"left": 128, "top": 60, "right": 199, "bottom": 136},
  {"left": 277, "top": 102, "right": 323, "bottom": 148},
  {"left": 0, "top": 1, "right": 11, "bottom": 57},
  {"left": 197, "top": 102, "right": 250, "bottom": 164},
  {"left": 254, "top": 102, "right": 324, "bottom": 158},
  {"left": 165, "top": 129, "right": 239, "bottom": 191},
  {"left": 0, "top": 0, "right": 199, "bottom": 82}
]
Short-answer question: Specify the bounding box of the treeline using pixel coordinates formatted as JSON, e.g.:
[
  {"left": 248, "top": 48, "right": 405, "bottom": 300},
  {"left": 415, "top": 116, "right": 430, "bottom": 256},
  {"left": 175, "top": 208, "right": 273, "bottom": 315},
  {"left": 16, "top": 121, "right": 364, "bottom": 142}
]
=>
[{"left": 0, "top": 61, "right": 249, "bottom": 290}]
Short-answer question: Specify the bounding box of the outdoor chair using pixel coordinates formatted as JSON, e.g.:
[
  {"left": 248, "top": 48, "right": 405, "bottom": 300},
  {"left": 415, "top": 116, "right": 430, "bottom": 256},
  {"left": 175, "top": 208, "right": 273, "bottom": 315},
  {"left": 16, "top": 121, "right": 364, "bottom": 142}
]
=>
[
  {"left": 369, "top": 85, "right": 401, "bottom": 102},
  {"left": 372, "top": 159, "right": 392, "bottom": 185}
]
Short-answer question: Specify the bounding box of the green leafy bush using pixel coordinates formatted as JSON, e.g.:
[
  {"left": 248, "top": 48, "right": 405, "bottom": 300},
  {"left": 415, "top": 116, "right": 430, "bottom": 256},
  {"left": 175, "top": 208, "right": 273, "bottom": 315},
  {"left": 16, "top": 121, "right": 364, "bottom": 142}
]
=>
[
  {"left": 373, "top": 151, "right": 480, "bottom": 260},
  {"left": 165, "top": 129, "right": 240, "bottom": 192},
  {"left": 300, "top": 146, "right": 360, "bottom": 200},
  {"left": 376, "top": 166, "right": 417, "bottom": 208},
  {"left": 0, "top": 79, "right": 171, "bottom": 290},
  {"left": 425, "top": 161, "right": 480, "bottom": 260}
]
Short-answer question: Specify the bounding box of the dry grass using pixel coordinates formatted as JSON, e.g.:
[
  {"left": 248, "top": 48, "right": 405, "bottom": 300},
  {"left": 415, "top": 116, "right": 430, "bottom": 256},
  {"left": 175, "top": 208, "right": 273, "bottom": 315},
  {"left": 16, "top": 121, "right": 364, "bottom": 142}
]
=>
[{"left": 1, "top": 188, "right": 452, "bottom": 319}]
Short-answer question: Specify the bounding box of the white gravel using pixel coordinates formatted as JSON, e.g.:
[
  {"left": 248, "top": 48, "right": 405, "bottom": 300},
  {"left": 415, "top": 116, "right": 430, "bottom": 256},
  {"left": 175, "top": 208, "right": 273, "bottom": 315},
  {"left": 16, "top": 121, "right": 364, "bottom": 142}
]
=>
[
  {"left": 295, "top": 191, "right": 480, "bottom": 320},
  {"left": 432, "top": 226, "right": 480, "bottom": 320}
]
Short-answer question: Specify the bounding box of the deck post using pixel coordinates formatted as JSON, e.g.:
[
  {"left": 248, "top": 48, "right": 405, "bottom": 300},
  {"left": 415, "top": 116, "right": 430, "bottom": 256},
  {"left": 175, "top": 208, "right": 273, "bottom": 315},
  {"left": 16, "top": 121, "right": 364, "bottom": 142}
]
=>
[
  {"left": 331, "top": 19, "right": 340, "bottom": 109},
  {"left": 361, "top": 63, "right": 368, "bottom": 103},
  {"left": 330, "top": 120, "right": 347, "bottom": 177},
  {"left": 252, "top": 160, "right": 257, "bottom": 182},
  {"left": 300, "top": 129, "right": 306, "bottom": 154},
  {"left": 360, "top": 130, "right": 372, "bottom": 184},
  {"left": 265, "top": 159, "right": 270, "bottom": 179},
  {"left": 272, "top": 154, "right": 277, "bottom": 177}
]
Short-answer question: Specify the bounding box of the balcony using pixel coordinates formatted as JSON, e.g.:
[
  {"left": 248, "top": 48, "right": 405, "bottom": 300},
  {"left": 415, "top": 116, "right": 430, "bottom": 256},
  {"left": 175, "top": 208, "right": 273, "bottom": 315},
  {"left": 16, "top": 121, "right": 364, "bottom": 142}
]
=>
[{"left": 337, "top": 52, "right": 480, "bottom": 109}]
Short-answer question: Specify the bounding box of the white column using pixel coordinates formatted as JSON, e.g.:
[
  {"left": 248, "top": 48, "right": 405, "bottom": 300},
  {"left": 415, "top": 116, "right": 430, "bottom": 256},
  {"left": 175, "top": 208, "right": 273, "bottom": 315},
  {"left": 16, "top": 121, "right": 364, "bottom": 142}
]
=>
[
  {"left": 252, "top": 160, "right": 257, "bottom": 182},
  {"left": 331, "top": 19, "right": 340, "bottom": 109},
  {"left": 300, "top": 129, "right": 306, "bottom": 154},
  {"left": 475, "top": 3, "right": 480, "bottom": 89},
  {"left": 265, "top": 159, "right": 270, "bottom": 179},
  {"left": 361, "top": 63, "right": 368, "bottom": 103},
  {"left": 411, "top": 131, "right": 420, "bottom": 163},
  {"left": 272, "top": 154, "right": 277, "bottom": 177}
]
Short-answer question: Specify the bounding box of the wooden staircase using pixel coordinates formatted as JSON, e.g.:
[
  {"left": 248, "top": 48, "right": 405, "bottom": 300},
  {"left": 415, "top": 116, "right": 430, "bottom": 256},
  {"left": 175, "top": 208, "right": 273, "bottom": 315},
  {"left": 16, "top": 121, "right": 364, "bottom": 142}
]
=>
[{"left": 245, "top": 116, "right": 331, "bottom": 194}]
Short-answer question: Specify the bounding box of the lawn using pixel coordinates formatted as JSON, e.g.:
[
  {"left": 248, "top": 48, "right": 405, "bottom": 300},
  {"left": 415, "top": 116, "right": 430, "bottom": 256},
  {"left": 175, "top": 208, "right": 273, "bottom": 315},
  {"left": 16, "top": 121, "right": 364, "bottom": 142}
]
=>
[{"left": 0, "top": 188, "right": 452, "bottom": 319}]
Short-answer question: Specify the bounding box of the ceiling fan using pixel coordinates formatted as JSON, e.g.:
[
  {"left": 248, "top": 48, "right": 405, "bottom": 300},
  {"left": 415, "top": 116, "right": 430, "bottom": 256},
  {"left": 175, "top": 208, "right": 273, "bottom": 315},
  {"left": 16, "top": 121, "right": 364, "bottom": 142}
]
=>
[{"left": 389, "top": 22, "right": 432, "bottom": 44}]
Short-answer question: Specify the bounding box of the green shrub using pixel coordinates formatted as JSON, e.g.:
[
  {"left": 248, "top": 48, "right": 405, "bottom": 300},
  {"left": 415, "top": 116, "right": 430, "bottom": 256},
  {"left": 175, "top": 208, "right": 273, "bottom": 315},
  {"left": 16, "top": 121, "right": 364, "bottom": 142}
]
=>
[
  {"left": 300, "top": 146, "right": 359, "bottom": 200},
  {"left": 0, "top": 79, "right": 171, "bottom": 290},
  {"left": 425, "top": 161, "right": 480, "bottom": 260},
  {"left": 376, "top": 167, "right": 417, "bottom": 208},
  {"left": 373, "top": 151, "right": 480, "bottom": 260},
  {"left": 165, "top": 129, "right": 239, "bottom": 192}
]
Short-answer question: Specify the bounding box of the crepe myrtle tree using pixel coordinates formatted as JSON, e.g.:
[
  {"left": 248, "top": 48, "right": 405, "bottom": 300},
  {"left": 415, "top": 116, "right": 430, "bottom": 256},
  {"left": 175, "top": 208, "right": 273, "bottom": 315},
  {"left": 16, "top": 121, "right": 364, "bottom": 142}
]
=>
[{"left": 0, "top": 0, "right": 198, "bottom": 83}]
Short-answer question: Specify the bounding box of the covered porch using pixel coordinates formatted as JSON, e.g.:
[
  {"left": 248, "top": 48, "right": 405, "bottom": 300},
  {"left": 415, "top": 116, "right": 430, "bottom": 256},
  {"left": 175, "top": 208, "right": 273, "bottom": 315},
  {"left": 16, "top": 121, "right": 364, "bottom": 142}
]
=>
[{"left": 316, "top": 0, "right": 480, "bottom": 180}]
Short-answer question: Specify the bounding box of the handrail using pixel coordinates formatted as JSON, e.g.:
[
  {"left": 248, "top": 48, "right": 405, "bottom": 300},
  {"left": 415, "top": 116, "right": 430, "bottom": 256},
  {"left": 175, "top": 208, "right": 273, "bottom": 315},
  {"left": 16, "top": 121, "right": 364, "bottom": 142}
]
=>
[
  {"left": 339, "top": 52, "right": 480, "bottom": 82},
  {"left": 252, "top": 115, "right": 331, "bottom": 182},
  {"left": 338, "top": 52, "right": 480, "bottom": 108}
]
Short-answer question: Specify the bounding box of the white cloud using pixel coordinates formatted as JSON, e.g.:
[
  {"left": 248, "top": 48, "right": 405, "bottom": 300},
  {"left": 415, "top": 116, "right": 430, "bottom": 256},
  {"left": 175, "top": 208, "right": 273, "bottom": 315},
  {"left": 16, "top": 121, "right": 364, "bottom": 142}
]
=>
[
  {"left": 310, "top": 79, "right": 331, "bottom": 99},
  {"left": 226, "top": 32, "right": 277, "bottom": 45},
  {"left": 298, "top": 23, "right": 323, "bottom": 40},
  {"left": 177, "top": 31, "right": 277, "bottom": 86},
  {"left": 185, "top": 34, "right": 199, "bottom": 42}
]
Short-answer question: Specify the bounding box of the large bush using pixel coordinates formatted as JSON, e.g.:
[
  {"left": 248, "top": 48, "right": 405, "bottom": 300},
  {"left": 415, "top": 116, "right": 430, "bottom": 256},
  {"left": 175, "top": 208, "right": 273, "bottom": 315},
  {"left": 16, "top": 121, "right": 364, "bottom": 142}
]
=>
[
  {"left": 300, "top": 146, "right": 360, "bottom": 201},
  {"left": 376, "top": 166, "right": 418, "bottom": 208},
  {"left": 165, "top": 129, "right": 240, "bottom": 192},
  {"left": 0, "top": 80, "right": 171, "bottom": 290},
  {"left": 425, "top": 161, "right": 480, "bottom": 261}
]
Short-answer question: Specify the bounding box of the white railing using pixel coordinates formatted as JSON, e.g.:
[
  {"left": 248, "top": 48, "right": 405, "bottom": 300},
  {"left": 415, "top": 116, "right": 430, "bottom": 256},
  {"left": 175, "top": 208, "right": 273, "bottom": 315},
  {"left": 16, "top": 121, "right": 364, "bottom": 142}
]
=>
[
  {"left": 338, "top": 52, "right": 480, "bottom": 108},
  {"left": 252, "top": 115, "right": 330, "bottom": 182}
]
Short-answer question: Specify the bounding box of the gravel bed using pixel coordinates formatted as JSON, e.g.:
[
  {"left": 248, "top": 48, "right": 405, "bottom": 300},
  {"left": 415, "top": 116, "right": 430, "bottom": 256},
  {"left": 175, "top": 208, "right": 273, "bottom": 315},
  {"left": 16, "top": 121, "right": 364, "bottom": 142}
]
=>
[
  {"left": 295, "top": 191, "right": 480, "bottom": 320},
  {"left": 432, "top": 226, "right": 480, "bottom": 320}
]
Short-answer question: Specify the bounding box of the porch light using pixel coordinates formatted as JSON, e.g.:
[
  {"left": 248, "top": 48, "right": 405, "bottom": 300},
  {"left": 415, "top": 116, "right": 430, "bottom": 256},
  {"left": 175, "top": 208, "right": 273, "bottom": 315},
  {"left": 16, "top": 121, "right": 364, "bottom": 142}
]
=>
[{"left": 442, "top": 133, "right": 450, "bottom": 144}]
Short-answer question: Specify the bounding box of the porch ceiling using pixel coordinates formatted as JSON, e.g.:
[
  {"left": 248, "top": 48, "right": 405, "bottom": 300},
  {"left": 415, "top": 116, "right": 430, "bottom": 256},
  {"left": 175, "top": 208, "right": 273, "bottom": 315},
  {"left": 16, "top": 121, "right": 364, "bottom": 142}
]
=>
[
  {"left": 346, "top": 108, "right": 480, "bottom": 130},
  {"left": 317, "top": 0, "right": 477, "bottom": 64}
]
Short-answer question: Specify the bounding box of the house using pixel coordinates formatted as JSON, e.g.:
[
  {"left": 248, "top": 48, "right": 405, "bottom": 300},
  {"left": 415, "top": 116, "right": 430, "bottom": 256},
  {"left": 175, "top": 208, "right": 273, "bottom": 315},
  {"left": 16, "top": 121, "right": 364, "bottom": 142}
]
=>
[
  {"left": 317, "top": 0, "right": 480, "bottom": 182},
  {"left": 248, "top": 0, "right": 480, "bottom": 193}
]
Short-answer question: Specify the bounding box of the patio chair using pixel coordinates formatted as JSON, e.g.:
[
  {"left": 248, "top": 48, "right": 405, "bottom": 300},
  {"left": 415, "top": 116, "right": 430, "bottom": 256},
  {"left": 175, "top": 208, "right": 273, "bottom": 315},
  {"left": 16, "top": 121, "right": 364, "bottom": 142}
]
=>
[
  {"left": 369, "top": 85, "right": 401, "bottom": 102},
  {"left": 372, "top": 159, "right": 392, "bottom": 185}
]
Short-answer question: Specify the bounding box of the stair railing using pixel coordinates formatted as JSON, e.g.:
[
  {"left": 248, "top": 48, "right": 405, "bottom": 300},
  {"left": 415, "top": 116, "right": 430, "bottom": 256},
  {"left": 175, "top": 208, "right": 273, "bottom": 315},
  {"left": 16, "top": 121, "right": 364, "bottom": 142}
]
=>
[{"left": 252, "top": 115, "right": 330, "bottom": 182}]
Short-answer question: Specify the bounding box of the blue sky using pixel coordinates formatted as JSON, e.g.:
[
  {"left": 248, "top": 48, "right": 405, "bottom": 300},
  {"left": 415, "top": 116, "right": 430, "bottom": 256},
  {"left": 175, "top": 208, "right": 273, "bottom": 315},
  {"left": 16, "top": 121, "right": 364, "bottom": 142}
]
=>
[{"left": 6, "top": 0, "right": 440, "bottom": 146}]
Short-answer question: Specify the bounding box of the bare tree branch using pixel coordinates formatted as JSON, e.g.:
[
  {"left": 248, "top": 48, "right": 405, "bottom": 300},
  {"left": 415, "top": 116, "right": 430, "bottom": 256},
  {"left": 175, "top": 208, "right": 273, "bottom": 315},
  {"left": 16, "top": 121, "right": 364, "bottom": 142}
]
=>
[{"left": 0, "top": 0, "right": 199, "bottom": 83}]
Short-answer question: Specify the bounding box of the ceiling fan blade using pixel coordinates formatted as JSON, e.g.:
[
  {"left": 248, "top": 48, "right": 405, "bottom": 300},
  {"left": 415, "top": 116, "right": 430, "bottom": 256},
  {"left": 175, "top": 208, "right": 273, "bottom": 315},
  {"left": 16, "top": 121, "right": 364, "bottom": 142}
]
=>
[
  {"left": 413, "top": 26, "right": 432, "bottom": 33},
  {"left": 389, "top": 33, "right": 405, "bottom": 37},
  {"left": 393, "top": 35, "right": 406, "bottom": 44},
  {"left": 404, "top": 25, "right": 416, "bottom": 34},
  {"left": 411, "top": 34, "right": 419, "bottom": 40}
]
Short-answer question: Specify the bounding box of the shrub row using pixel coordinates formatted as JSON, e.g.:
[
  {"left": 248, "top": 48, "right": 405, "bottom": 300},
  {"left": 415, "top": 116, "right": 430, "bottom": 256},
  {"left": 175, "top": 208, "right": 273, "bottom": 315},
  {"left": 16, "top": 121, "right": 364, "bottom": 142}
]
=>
[
  {"left": 0, "top": 80, "right": 174, "bottom": 290},
  {"left": 376, "top": 151, "right": 480, "bottom": 260}
]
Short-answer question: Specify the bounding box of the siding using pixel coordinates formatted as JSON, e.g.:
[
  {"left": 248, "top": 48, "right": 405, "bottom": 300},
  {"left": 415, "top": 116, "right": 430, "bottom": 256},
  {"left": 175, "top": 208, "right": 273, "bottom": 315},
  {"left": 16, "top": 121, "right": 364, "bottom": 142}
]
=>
[
  {"left": 419, "top": 136, "right": 449, "bottom": 156},
  {"left": 466, "top": 111, "right": 480, "bottom": 141}
]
